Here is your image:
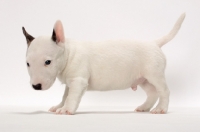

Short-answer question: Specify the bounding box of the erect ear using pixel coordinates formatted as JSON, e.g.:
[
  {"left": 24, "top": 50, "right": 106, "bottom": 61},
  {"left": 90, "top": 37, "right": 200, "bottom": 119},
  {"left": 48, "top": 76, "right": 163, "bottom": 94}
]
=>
[
  {"left": 22, "top": 27, "right": 35, "bottom": 47},
  {"left": 51, "top": 20, "right": 65, "bottom": 44}
]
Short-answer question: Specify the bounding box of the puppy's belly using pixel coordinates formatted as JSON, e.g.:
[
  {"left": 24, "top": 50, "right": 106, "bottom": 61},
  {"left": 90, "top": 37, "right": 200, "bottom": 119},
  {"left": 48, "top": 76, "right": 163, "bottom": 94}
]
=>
[
  {"left": 87, "top": 59, "right": 143, "bottom": 91},
  {"left": 87, "top": 72, "right": 143, "bottom": 91}
]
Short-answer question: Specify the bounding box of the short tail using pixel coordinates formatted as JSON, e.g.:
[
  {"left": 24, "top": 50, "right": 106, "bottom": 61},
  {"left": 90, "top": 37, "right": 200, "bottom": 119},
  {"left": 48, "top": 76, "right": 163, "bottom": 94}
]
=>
[{"left": 156, "top": 13, "right": 186, "bottom": 47}]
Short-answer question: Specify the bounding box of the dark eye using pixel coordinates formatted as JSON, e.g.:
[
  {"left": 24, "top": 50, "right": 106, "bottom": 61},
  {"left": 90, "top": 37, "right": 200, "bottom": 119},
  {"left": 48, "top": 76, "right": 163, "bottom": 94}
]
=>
[
  {"left": 45, "top": 60, "right": 51, "bottom": 65},
  {"left": 27, "top": 63, "right": 30, "bottom": 67}
]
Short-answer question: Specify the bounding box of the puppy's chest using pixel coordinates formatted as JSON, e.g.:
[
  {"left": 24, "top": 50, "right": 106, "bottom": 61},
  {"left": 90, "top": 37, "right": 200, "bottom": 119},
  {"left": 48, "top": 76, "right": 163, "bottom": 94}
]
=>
[{"left": 57, "top": 73, "right": 67, "bottom": 84}]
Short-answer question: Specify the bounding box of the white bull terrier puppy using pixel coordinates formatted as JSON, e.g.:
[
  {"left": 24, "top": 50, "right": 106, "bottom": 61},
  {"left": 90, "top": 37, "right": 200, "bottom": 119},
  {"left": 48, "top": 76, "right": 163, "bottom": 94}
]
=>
[{"left": 22, "top": 13, "right": 185, "bottom": 115}]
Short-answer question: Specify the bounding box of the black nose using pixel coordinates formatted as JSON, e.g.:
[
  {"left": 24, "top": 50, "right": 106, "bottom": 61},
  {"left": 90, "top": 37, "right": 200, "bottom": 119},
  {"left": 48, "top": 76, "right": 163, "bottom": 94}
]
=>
[{"left": 32, "top": 84, "right": 42, "bottom": 90}]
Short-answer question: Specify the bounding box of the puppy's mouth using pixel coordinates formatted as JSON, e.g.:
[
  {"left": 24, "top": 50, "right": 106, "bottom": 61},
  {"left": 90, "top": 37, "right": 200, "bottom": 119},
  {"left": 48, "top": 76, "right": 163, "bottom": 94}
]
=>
[{"left": 42, "top": 78, "right": 56, "bottom": 90}]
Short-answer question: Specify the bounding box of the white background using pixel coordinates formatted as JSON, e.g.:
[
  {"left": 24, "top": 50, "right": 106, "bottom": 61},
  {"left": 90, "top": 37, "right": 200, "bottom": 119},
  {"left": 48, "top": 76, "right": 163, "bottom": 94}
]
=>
[{"left": 0, "top": 0, "right": 200, "bottom": 109}]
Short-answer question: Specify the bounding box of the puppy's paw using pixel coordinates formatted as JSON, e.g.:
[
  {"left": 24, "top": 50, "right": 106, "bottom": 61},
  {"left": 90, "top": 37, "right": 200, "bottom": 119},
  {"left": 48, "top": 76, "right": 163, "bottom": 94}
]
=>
[
  {"left": 134, "top": 105, "right": 150, "bottom": 112},
  {"left": 150, "top": 107, "right": 167, "bottom": 114},
  {"left": 55, "top": 107, "right": 73, "bottom": 115},
  {"left": 49, "top": 104, "right": 63, "bottom": 112}
]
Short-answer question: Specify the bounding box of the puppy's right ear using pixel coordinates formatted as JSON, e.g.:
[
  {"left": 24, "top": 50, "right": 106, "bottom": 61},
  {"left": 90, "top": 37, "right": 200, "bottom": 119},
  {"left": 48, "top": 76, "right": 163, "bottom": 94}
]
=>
[{"left": 22, "top": 27, "right": 35, "bottom": 47}]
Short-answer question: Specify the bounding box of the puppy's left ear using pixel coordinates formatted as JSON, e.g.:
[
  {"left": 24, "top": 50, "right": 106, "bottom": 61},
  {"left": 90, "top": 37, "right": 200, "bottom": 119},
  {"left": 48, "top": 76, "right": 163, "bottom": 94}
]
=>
[
  {"left": 22, "top": 27, "right": 35, "bottom": 47},
  {"left": 52, "top": 20, "right": 65, "bottom": 46}
]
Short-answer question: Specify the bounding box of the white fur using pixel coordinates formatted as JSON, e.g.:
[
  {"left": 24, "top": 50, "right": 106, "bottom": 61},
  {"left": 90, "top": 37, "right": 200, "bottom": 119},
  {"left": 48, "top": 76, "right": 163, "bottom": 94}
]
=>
[{"left": 24, "top": 13, "right": 185, "bottom": 114}]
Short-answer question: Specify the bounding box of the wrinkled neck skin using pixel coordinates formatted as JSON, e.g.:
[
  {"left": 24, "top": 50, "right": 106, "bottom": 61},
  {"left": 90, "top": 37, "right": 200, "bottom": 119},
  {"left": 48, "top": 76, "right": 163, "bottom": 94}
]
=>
[
  {"left": 56, "top": 39, "right": 69, "bottom": 83},
  {"left": 58, "top": 48, "right": 68, "bottom": 73}
]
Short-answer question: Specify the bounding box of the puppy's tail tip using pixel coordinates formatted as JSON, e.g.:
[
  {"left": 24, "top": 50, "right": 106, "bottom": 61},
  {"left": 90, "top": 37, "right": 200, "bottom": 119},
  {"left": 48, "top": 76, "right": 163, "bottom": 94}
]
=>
[{"left": 156, "top": 13, "right": 186, "bottom": 48}]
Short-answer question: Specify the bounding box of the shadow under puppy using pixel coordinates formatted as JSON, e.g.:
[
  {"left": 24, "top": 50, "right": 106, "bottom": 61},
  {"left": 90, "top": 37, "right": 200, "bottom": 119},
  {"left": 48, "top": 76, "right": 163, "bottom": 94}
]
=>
[{"left": 22, "top": 13, "right": 185, "bottom": 115}]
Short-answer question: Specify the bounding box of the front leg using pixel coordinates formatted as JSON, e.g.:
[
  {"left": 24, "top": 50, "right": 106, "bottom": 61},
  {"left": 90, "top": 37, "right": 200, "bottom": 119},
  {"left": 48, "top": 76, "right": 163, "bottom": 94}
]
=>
[
  {"left": 49, "top": 86, "right": 69, "bottom": 112},
  {"left": 56, "top": 77, "right": 88, "bottom": 115}
]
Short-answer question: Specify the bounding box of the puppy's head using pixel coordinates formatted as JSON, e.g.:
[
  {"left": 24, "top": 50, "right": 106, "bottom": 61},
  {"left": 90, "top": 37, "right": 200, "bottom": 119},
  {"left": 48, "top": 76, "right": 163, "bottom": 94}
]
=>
[{"left": 22, "top": 20, "right": 66, "bottom": 90}]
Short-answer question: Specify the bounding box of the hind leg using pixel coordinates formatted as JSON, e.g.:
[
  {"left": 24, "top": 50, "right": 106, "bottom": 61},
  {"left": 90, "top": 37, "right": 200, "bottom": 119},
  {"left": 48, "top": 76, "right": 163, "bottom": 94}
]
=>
[
  {"left": 135, "top": 80, "right": 158, "bottom": 112},
  {"left": 145, "top": 75, "right": 170, "bottom": 114}
]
